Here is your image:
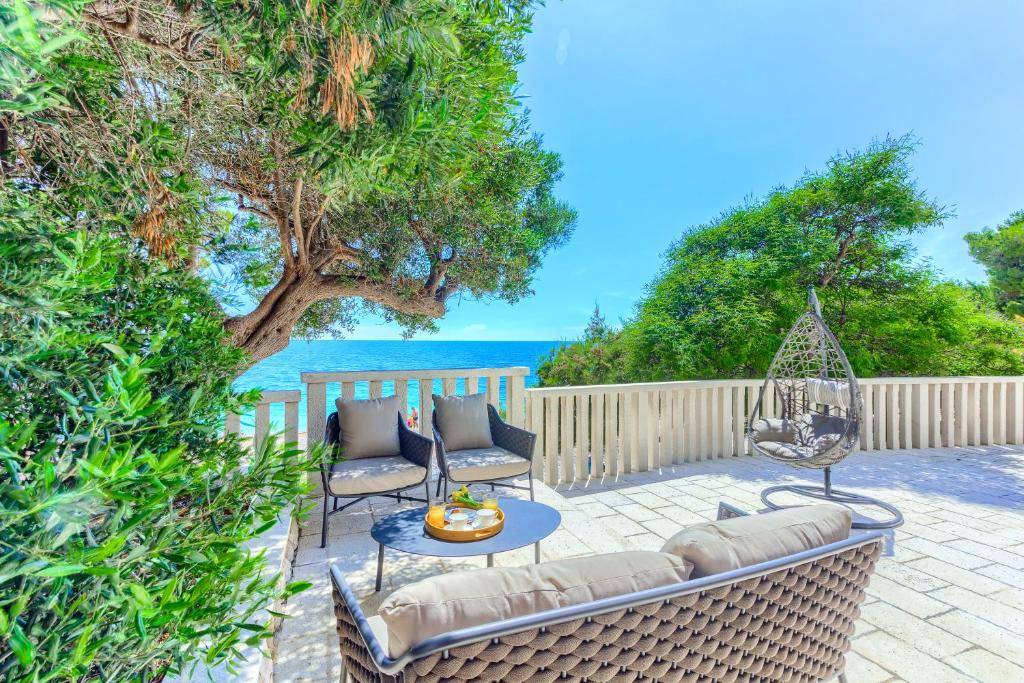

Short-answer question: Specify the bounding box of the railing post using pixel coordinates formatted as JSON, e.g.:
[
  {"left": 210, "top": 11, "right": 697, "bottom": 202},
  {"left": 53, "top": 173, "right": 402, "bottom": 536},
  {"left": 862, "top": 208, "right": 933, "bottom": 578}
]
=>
[{"left": 306, "top": 380, "right": 327, "bottom": 497}]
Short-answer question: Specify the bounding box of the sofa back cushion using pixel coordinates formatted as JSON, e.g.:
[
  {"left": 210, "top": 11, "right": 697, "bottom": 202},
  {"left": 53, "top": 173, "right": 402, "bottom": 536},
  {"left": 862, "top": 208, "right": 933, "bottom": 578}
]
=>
[
  {"left": 432, "top": 392, "right": 493, "bottom": 451},
  {"left": 378, "top": 551, "right": 692, "bottom": 658},
  {"left": 660, "top": 504, "right": 852, "bottom": 578},
  {"left": 335, "top": 395, "right": 401, "bottom": 459}
]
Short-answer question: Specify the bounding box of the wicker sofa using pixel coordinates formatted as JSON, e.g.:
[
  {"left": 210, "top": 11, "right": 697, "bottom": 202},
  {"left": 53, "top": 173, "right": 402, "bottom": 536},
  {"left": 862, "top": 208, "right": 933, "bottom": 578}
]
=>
[{"left": 331, "top": 505, "right": 882, "bottom": 683}]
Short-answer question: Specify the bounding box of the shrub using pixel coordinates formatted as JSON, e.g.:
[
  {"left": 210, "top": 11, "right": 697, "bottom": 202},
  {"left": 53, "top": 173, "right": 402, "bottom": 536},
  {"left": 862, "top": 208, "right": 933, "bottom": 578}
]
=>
[{"left": 0, "top": 192, "right": 313, "bottom": 681}]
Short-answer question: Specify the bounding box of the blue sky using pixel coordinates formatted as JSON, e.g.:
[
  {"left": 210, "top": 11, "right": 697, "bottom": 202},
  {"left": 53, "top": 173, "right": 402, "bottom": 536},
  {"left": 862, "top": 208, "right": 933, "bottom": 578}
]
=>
[{"left": 347, "top": 0, "right": 1024, "bottom": 341}]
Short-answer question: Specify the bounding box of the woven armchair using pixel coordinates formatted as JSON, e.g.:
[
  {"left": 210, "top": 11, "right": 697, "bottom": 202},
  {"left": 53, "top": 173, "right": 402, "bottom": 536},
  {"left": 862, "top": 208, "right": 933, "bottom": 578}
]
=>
[
  {"left": 332, "top": 528, "right": 883, "bottom": 682},
  {"left": 320, "top": 412, "right": 433, "bottom": 548},
  {"left": 433, "top": 404, "right": 536, "bottom": 500}
]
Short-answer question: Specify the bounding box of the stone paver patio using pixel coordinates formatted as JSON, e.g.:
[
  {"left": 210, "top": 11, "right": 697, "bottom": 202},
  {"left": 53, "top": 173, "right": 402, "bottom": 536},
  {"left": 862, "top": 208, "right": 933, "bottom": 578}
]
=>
[{"left": 273, "top": 446, "right": 1024, "bottom": 683}]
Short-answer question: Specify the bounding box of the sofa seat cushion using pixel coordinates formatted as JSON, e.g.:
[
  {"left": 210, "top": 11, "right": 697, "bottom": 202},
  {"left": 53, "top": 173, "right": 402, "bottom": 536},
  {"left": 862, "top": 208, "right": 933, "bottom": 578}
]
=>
[
  {"left": 336, "top": 395, "right": 401, "bottom": 459},
  {"left": 433, "top": 392, "right": 494, "bottom": 451},
  {"left": 328, "top": 457, "right": 426, "bottom": 497},
  {"left": 378, "top": 551, "right": 692, "bottom": 658},
  {"left": 444, "top": 446, "right": 530, "bottom": 481},
  {"left": 660, "top": 504, "right": 853, "bottom": 578}
]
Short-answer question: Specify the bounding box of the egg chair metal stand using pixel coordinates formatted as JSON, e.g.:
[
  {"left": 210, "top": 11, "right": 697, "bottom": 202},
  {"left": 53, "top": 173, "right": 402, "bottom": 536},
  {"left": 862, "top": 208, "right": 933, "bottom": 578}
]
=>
[{"left": 748, "top": 288, "right": 903, "bottom": 530}]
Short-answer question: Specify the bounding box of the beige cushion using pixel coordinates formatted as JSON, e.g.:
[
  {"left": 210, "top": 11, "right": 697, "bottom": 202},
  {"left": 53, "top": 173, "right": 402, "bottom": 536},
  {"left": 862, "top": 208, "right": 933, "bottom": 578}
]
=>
[
  {"left": 378, "top": 551, "right": 692, "bottom": 658},
  {"left": 445, "top": 446, "right": 530, "bottom": 481},
  {"left": 750, "top": 417, "right": 798, "bottom": 444},
  {"left": 806, "top": 378, "right": 853, "bottom": 409},
  {"left": 336, "top": 395, "right": 401, "bottom": 459},
  {"left": 328, "top": 457, "right": 426, "bottom": 497},
  {"left": 433, "top": 392, "right": 493, "bottom": 451},
  {"left": 660, "top": 504, "right": 853, "bottom": 578}
]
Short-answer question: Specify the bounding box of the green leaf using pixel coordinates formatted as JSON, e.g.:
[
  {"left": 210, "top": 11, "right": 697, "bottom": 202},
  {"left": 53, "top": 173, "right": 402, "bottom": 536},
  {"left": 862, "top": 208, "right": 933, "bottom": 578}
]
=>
[
  {"left": 9, "top": 623, "right": 34, "bottom": 665},
  {"left": 36, "top": 564, "right": 87, "bottom": 578}
]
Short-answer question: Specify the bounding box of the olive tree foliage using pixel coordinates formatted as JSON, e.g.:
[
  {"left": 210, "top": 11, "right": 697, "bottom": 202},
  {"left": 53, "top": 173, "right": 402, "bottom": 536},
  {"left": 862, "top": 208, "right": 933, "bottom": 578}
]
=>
[
  {"left": 2, "top": 6, "right": 312, "bottom": 681},
  {"left": 539, "top": 138, "right": 1024, "bottom": 386},
  {"left": 966, "top": 210, "right": 1024, "bottom": 318},
  {"left": 4, "top": 0, "right": 575, "bottom": 365}
]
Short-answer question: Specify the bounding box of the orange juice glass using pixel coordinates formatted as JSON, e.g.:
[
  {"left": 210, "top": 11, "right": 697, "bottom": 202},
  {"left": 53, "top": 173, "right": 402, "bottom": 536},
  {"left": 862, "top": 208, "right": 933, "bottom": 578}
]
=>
[
  {"left": 427, "top": 498, "right": 446, "bottom": 527},
  {"left": 482, "top": 492, "right": 499, "bottom": 511}
]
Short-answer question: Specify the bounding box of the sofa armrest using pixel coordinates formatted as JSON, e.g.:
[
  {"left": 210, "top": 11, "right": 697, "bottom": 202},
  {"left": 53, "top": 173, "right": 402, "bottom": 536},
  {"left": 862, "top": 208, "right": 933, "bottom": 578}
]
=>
[
  {"left": 487, "top": 404, "right": 535, "bottom": 461},
  {"left": 330, "top": 565, "right": 394, "bottom": 675},
  {"left": 398, "top": 414, "right": 433, "bottom": 469}
]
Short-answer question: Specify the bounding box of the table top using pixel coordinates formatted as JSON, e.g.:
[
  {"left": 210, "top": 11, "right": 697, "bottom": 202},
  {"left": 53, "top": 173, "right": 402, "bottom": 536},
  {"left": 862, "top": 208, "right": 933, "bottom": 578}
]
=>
[{"left": 370, "top": 498, "right": 561, "bottom": 558}]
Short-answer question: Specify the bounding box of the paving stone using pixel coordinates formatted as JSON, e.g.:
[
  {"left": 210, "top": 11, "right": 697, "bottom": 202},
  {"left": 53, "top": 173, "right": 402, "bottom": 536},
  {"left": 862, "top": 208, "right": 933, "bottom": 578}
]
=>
[
  {"left": 929, "top": 610, "right": 1024, "bottom": 664},
  {"left": 640, "top": 517, "right": 685, "bottom": 540},
  {"left": 876, "top": 559, "right": 950, "bottom": 593},
  {"left": 975, "top": 563, "right": 1024, "bottom": 590},
  {"left": 855, "top": 631, "right": 974, "bottom": 683},
  {"left": 899, "top": 537, "right": 990, "bottom": 569},
  {"left": 865, "top": 574, "right": 950, "bottom": 618},
  {"left": 859, "top": 602, "right": 970, "bottom": 659},
  {"left": 931, "top": 586, "right": 1024, "bottom": 634},
  {"left": 841, "top": 651, "right": 893, "bottom": 682},
  {"left": 946, "top": 539, "right": 1024, "bottom": 569},
  {"left": 905, "top": 557, "right": 1010, "bottom": 596},
  {"left": 623, "top": 490, "right": 675, "bottom": 508},
  {"left": 945, "top": 648, "right": 1024, "bottom": 682}
]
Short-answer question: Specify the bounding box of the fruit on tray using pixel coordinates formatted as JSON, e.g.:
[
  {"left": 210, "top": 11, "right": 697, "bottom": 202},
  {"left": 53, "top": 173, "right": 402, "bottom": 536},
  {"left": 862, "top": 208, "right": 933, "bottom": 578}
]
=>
[{"left": 450, "top": 485, "right": 483, "bottom": 510}]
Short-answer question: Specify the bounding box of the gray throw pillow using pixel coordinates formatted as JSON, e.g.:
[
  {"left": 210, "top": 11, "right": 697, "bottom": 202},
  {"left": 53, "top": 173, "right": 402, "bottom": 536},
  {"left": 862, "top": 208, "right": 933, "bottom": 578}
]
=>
[
  {"left": 335, "top": 395, "right": 401, "bottom": 459},
  {"left": 432, "top": 392, "right": 493, "bottom": 452}
]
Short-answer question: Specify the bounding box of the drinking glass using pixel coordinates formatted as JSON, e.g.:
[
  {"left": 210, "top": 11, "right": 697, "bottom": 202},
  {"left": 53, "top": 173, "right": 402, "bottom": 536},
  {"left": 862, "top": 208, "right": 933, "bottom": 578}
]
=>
[
  {"left": 482, "top": 492, "right": 499, "bottom": 511},
  {"left": 427, "top": 496, "right": 446, "bottom": 528}
]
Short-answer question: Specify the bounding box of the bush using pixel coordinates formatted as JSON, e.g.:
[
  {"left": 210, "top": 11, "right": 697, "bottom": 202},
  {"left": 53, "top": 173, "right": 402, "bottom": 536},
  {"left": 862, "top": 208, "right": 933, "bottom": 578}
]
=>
[{"left": 0, "top": 193, "right": 313, "bottom": 681}]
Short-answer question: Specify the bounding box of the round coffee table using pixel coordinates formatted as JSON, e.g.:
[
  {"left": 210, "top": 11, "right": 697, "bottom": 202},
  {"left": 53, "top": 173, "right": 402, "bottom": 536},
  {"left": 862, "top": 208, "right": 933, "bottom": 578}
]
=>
[{"left": 370, "top": 498, "right": 561, "bottom": 592}]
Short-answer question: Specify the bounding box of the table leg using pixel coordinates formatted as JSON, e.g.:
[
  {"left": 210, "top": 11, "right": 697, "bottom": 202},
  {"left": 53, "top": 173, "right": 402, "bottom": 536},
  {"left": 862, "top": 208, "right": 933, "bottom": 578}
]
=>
[
  {"left": 535, "top": 542, "right": 541, "bottom": 564},
  {"left": 487, "top": 554, "right": 494, "bottom": 567},
  {"left": 375, "top": 544, "right": 384, "bottom": 592}
]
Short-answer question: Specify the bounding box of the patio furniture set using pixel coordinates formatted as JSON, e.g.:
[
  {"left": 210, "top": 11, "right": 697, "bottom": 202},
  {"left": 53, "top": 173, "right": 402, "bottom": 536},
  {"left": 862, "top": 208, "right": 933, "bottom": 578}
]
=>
[{"left": 318, "top": 290, "right": 900, "bottom": 682}]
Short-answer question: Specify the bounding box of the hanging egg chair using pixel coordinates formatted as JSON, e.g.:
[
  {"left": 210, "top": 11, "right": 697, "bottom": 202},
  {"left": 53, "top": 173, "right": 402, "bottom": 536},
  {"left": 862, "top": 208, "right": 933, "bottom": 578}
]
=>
[{"left": 748, "top": 287, "right": 903, "bottom": 529}]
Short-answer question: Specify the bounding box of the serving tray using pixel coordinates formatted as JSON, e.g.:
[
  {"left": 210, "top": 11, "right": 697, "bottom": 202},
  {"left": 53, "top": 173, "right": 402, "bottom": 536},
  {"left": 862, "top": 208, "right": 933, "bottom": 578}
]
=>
[{"left": 424, "top": 504, "right": 505, "bottom": 542}]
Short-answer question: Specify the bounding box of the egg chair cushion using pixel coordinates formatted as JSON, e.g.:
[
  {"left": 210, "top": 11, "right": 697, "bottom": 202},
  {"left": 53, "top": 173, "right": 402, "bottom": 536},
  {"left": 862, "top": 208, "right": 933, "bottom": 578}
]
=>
[
  {"left": 750, "top": 418, "right": 799, "bottom": 444},
  {"left": 806, "top": 378, "right": 853, "bottom": 409}
]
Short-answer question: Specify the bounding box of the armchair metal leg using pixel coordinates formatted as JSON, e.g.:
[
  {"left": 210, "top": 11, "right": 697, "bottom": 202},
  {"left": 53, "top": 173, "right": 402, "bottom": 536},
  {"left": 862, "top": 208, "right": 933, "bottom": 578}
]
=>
[
  {"left": 321, "top": 497, "right": 329, "bottom": 549},
  {"left": 528, "top": 476, "right": 535, "bottom": 501},
  {"left": 435, "top": 475, "right": 443, "bottom": 497},
  {"left": 424, "top": 480, "right": 430, "bottom": 502},
  {"left": 443, "top": 478, "right": 448, "bottom": 500}
]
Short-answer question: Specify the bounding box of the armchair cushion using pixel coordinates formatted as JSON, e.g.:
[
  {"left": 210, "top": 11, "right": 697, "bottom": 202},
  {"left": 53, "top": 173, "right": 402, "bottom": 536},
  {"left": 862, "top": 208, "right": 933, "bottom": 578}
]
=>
[
  {"left": 328, "top": 457, "right": 426, "bottom": 497},
  {"left": 378, "top": 551, "right": 692, "bottom": 658},
  {"left": 432, "top": 392, "right": 493, "bottom": 451},
  {"left": 335, "top": 395, "right": 401, "bottom": 459},
  {"left": 661, "top": 504, "right": 852, "bottom": 578},
  {"left": 444, "top": 445, "right": 530, "bottom": 482}
]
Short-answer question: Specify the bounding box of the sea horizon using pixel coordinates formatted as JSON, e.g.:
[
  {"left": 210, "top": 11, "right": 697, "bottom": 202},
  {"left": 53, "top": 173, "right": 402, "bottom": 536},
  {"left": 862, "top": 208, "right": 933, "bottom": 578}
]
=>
[{"left": 234, "top": 339, "right": 565, "bottom": 432}]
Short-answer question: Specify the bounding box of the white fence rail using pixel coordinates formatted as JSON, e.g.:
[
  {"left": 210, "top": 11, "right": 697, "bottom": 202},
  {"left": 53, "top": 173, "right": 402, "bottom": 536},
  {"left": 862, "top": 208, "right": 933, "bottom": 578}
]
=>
[
  {"left": 224, "top": 390, "right": 301, "bottom": 451},
  {"left": 302, "top": 366, "right": 529, "bottom": 453},
  {"left": 524, "top": 376, "right": 1024, "bottom": 484}
]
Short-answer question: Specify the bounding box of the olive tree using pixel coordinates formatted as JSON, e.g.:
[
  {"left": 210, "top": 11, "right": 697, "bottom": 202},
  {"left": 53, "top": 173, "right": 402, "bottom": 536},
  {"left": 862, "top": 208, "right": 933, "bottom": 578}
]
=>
[{"left": 4, "top": 0, "right": 575, "bottom": 364}]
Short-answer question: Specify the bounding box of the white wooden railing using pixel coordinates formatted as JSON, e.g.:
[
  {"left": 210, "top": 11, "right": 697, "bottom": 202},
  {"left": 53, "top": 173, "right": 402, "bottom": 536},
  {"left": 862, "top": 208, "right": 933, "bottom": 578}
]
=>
[
  {"left": 224, "top": 390, "right": 301, "bottom": 451},
  {"left": 302, "top": 366, "right": 529, "bottom": 449},
  {"left": 524, "top": 376, "right": 1024, "bottom": 484}
]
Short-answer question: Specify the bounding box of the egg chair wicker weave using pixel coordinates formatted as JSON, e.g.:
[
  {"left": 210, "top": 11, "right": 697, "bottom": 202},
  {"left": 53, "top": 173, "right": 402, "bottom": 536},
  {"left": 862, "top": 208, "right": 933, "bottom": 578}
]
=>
[{"left": 748, "top": 288, "right": 903, "bottom": 529}]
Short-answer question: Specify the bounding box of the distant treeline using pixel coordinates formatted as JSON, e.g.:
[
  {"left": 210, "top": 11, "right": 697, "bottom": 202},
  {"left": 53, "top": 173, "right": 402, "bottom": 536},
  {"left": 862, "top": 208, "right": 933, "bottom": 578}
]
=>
[{"left": 539, "top": 137, "right": 1024, "bottom": 387}]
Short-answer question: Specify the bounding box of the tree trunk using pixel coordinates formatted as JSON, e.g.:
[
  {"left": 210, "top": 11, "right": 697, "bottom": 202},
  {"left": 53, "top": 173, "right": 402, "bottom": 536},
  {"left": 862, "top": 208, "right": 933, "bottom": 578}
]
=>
[{"left": 224, "top": 268, "right": 322, "bottom": 367}]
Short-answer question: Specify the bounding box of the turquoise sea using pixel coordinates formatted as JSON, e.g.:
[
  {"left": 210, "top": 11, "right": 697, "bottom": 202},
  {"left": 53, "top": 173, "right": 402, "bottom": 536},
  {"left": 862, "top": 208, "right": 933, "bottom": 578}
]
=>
[{"left": 234, "top": 340, "right": 563, "bottom": 433}]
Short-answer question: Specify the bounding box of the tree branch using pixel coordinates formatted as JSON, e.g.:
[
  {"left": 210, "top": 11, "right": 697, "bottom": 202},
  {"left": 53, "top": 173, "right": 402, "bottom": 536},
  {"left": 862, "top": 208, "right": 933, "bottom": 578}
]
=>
[
  {"left": 317, "top": 274, "right": 446, "bottom": 317},
  {"left": 81, "top": 10, "right": 214, "bottom": 64}
]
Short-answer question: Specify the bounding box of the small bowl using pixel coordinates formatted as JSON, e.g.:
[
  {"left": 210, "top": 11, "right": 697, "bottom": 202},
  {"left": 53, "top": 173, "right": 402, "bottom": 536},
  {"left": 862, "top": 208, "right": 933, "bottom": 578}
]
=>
[{"left": 448, "top": 511, "right": 470, "bottom": 530}]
